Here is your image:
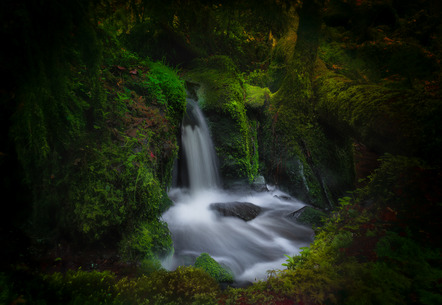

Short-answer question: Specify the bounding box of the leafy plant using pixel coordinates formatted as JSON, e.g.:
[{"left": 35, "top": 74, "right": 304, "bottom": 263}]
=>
[
  {"left": 120, "top": 220, "right": 173, "bottom": 262},
  {"left": 282, "top": 247, "right": 311, "bottom": 270}
]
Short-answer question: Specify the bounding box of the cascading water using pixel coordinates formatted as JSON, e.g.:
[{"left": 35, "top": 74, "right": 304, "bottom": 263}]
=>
[
  {"left": 163, "top": 98, "right": 313, "bottom": 284},
  {"left": 180, "top": 99, "right": 221, "bottom": 191}
]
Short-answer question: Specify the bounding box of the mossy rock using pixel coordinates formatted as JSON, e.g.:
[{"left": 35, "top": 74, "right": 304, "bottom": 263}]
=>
[
  {"left": 244, "top": 84, "right": 271, "bottom": 110},
  {"left": 194, "top": 253, "right": 234, "bottom": 284},
  {"left": 314, "top": 69, "right": 442, "bottom": 163},
  {"left": 287, "top": 206, "right": 327, "bottom": 228}
]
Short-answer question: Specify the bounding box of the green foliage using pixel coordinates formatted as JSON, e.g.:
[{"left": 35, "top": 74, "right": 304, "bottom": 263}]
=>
[
  {"left": 194, "top": 253, "right": 234, "bottom": 283},
  {"left": 268, "top": 151, "right": 442, "bottom": 305},
  {"left": 116, "top": 267, "right": 220, "bottom": 305},
  {"left": 337, "top": 231, "right": 442, "bottom": 305},
  {"left": 357, "top": 154, "right": 424, "bottom": 203},
  {"left": 7, "top": 37, "right": 106, "bottom": 238},
  {"left": 70, "top": 138, "right": 167, "bottom": 241},
  {"left": 105, "top": 48, "right": 186, "bottom": 125},
  {"left": 6, "top": 16, "right": 185, "bottom": 249},
  {"left": 120, "top": 220, "right": 173, "bottom": 261},
  {"left": 331, "top": 231, "right": 353, "bottom": 250},
  {"left": 375, "top": 232, "right": 442, "bottom": 299},
  {"left": 282, "top": 247, "right": 311, "bottom": 270},
  {"left": 219, "top": 284, "right": 296, "bottom": 305},
  {"left": 118, "top": 1, "right": 291, "bottom": 68},
  {"left": 137, "top": 60, "right": 186, "bottom": 124},
  {"left": 43, "top": 270, "right": 116, "bottom": 305},
  {"left": 8, "top": 0, "right": 103, "bottom": 175},
  {"left": 338, "top": 196, "right": 352, "bottom": 207},
  {"left": 6, "top": 267, "right": 220, "bottom": 305}
]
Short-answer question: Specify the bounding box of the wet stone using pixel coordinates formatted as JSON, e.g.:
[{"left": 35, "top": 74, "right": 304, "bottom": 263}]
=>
[{"left": 209, "top": 201, "right": 262, "bottom": 221}]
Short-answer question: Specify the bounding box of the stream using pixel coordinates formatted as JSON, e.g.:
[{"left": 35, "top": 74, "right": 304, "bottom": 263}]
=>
[{"left": 162, "top": 99, "right": 313, "bottom": 284}]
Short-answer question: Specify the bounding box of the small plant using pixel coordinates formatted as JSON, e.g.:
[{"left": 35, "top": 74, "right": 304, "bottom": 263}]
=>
[
  {"left": 282, "top": 247, "right": 311, "bottom": 270},
  {"left": 338, "top": 196, "right": 352, "bottom": 208},
  {"left": 119, "top": 220, "right": 173, "bottom": 262}
]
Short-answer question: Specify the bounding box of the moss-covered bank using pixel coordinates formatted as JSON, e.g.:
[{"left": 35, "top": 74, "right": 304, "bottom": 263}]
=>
[{"left": 1, "top": 2, "right": 186, "bottom": 263}]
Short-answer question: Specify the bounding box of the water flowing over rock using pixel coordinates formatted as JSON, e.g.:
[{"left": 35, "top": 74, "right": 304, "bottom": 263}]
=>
[
  {"left": 287, "top": 206, "right": 308, "bottom": 221},
  {"left": 176, "top": 98, "right": 221, "bottom": 191},
  {"left": 209, "top": 201, "right": 262, "bottom": 221},
  {"left": 163, "top": 98, "right": 313, "bottom": 284}
]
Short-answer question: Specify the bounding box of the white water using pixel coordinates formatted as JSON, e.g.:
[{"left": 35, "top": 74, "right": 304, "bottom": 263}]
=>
[
  {"left": 162, "top": 99, "right": 313, "bottom": 283},
  {"left": 180, "top": 99, "right": 221, "bottom": 191}
]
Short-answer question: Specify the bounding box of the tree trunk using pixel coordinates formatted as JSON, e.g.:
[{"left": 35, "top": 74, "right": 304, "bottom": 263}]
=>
[{"left": 265, "top": 1, "right": 346, "bottom": 209}]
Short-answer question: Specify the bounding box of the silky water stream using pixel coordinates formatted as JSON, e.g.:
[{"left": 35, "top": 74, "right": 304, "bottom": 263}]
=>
[{"left": 162, "top": 99, "right": 313, "bottom": 284}]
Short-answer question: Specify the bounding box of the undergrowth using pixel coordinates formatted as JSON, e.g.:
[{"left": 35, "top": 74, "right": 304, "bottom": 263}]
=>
[{"left": 1, "top": 267, "right": 220, "bottom": 305}]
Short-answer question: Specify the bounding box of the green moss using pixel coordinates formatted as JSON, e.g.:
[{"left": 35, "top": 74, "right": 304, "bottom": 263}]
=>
[
  {"left": 258, "top": 11, "right": 356, "bottom": 209},
  {"left": 119, "top": 220, "right": 173, "bottom": 261},
  {"left": 187, "top": 56, "right": 243, "bottom": 111},
  {"left": 267, "top": 24, "right": 299, "bottom": 92},
  {"left": 194, "top": 253, "right": 234, "bottom": 283},
  {"left": 261, "top": 88, "right": 353, "bottom": 208},
  {"left": 8, "top": 27, "right": 185, "bottom": 250},
  {"left": 314, "top": 70, "right": 442, "bottom": 163},
  {"left": 67, "top": 50, "right": 185, "bottom": 247},
  {"left": 144, "top": 61, "right": 187, "bottom": 124},
  {"left": 69, "top": 132, "right": 170, "bottom": 241},
  {"left": 244, "top": 84, "right": 271, "bottom": 109}
]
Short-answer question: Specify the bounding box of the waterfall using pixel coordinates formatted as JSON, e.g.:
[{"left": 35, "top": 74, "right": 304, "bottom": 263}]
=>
[
  {"left": 163, "top": 98, "right": 313, "bottom": 285},
  {"left": 180, "top": 99, "right": 221, "bottom": 191}
]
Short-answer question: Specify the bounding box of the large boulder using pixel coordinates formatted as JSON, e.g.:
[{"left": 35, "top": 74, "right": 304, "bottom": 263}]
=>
[{"left": 209, "top": 201, "right": 262, "bottom": 221}]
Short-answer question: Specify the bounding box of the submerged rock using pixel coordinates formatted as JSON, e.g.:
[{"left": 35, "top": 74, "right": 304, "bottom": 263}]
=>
[
  {"left": 210, "top": 201, "right": 262, "bottom": 221},
  {"left": 287, "top": 206, "right": 308, "bottom": 221},
  {"left": 274, "top": 194, "right": 292, "bottom": 201}
]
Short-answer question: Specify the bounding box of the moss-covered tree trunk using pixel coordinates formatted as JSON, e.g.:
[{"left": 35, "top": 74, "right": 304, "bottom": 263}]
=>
[
  {"left": 263, "top": 0, "right": 354, "bottom": 209},
  {"left": 273, "top": 0, "right": 323, "bottom": 109},
  {"left": 314, "top": 70, "right": 442, "bottom": 166}
]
